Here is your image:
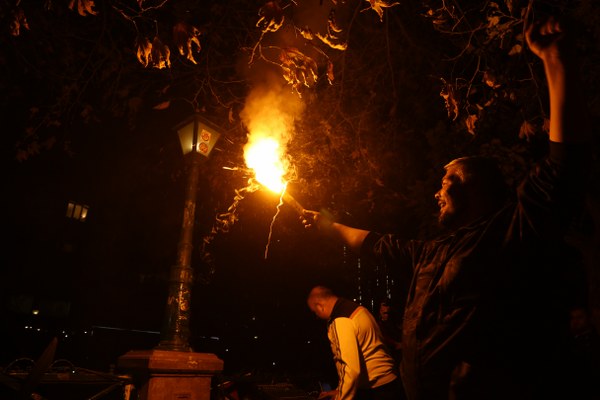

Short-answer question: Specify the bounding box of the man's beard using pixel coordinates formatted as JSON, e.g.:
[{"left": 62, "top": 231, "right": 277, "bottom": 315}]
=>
[{"left": 438, "top": 208, "right": 460, "bottom": 229}]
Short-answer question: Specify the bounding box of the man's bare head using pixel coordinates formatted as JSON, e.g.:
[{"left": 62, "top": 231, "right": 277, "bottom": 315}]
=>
[{"left": 307, "top": 286, "right": 338, "bottom": 320}]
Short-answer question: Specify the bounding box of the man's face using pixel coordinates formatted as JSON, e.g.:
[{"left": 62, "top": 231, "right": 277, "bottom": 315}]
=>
[
  {"left": 570, "top": 308, "right": 591, "bottom": 335},
  {"left": 379, "top": 304, "right": 391, "bottom": 321},
  {"left": 435, "top": 165, "right": 467, "bottom": 228}
]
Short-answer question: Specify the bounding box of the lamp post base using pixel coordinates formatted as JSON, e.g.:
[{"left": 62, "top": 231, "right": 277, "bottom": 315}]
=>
[{"left": 117, "top": 349, "right": 224, "bottom": 400}]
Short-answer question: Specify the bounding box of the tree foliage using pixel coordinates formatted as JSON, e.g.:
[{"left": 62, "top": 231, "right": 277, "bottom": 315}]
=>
[{"left": 3, "top": 0, "right": 599, "bottom": 238}]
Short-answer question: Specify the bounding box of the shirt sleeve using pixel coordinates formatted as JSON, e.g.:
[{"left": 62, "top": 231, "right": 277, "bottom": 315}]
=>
[{"left": 330, "top": 317, "right": 361, "bottom": 400}]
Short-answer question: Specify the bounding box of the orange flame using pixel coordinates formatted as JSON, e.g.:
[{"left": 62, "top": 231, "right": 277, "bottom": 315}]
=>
[
  {"left": 241, "top": 78, "right": 304, "bottom": 195},
  {"left": 244, "top": 136, "right": 287, "bottom": 193},
  {"left": 240, "top": 82, "right": 308, "bottom": 262}
]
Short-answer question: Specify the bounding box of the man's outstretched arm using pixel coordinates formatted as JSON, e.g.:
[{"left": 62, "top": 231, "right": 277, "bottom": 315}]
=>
[{"left": 301, "top": 210, "right": 370, "bottom": 254}]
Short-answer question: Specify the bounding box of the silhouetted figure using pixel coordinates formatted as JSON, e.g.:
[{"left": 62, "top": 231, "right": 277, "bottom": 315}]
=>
[
  {"left": 376, "top": 301, "right": 402, "bottom": 366},
  {"left": 567, "top": 306, "right": 600, "bottom": 400}
]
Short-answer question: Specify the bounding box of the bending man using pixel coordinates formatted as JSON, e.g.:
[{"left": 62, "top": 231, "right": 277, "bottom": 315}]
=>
[{"left": 307, "top": 286, "right": 404, "bottom": 400}]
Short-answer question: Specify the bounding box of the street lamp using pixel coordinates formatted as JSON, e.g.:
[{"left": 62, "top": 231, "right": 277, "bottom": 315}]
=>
[
  {"left": 117, "top": 113, "right": 224, "bottom": 400},
  {"left": 156, "top": 113, "right": 221, "bottom": 352}
]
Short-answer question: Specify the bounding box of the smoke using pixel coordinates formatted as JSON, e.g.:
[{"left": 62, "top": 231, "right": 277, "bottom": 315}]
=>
[
  {"left": 241, "top": 72, "right": 305, "bottom": 142},
  {"left": 240, "top": 0, "right": 348, "bottom": 146},
  {"left": 238, "top": 1, "right": 353, "bottom": 181}
]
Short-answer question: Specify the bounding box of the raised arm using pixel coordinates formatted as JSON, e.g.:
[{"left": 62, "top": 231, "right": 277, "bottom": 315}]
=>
[{"left": 525, "top": 16, "right": 590, "bottom": 144}]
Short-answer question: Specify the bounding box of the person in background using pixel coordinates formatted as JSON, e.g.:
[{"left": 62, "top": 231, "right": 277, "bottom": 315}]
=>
[
  {"left": 306, "top": 286, "right": 403, "bottom": 400},
  {"left": 376, "top": 301, "right": 403, "bottom": 366},
  {"left": 302, "top": 14, "right": 591, "bottom": 400},
  {"left": 567, "top": 306, "right": 600, "bottom": 400}
]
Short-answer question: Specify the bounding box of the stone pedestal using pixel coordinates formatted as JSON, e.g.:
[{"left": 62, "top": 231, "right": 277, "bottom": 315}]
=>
[{"left": 117, "top": 350, "right": 224, "bottom": 400}]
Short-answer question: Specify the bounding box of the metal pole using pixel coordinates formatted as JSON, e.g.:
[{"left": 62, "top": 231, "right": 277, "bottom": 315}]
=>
[{"left": 156, "top": 151, "right": 202, "bottom": 351}]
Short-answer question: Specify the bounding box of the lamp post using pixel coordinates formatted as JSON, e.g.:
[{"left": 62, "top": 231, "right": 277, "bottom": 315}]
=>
[
  {"left": 117, "top": 114, "right": 224, "bottom": 400},
  {"left": 156, "top": 113, "right": 221, "bottom": 351}
]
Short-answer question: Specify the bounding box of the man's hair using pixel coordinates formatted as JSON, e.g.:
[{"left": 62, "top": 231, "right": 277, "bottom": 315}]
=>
[
  {"left": 308, "top": 286, "right": 335, "bottom": 302},
  {"left": 444, "top": 156, "right": 509, "bottom": 209}
]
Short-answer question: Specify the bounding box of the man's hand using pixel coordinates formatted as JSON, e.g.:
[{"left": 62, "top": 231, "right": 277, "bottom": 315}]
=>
[
  {"left": 300, "top": 209, "right": 334, "bottom": 231},
  {"left": 300, "top": 209, "right": 319, "bottom": 229},
  {"left": 525, "top": 15, "right": 571, "bottom": 62}
]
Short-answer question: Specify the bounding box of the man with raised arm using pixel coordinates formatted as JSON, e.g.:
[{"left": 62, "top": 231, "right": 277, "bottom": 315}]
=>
[{"left": 302, "top": 15, "right": 591, "bottom": 400}]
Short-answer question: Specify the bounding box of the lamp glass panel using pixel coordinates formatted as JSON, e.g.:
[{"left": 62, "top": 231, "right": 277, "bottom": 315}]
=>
[
  {"left": 177, "top": 121, "right": 196, "bottom": 155},
  {"left": 66, "top": 202, "right": 75, "bottom": 217}
]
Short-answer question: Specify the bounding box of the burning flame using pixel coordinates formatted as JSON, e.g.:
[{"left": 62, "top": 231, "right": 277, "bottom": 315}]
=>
[
  {"left": 241, "top": 77, "right": 304, "bottom": 195},
  {"left": 239, "top": 81, "right": 306, "bottom": 260},
  {"left": 244, "top": 136, "right": 287, "bottom": 193}
]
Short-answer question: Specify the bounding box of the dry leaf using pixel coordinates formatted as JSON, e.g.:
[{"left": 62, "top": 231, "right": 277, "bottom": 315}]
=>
[
  {"left": 153, "top": 101, "right": 171, "bottom": 110},
  {"left": 518, "top": 120, "right": 536, "bottom": 141},
  {"left": 298, "top": 26, "right": 314, "bottom": 40},
  {"left": 257, "top": 1, "right": 284, "bottom": 33},
  {"left": 328, "top": 10, "right": 343, "bottom": 34},
  {"left": 483, "top": 71, "right": 501, "bottom": 89},
  {"left": 506, "top": 0, "right": 514, "bottom": 15},
  {"left": 279, "top": 47, "right": 318, "bottom": 93},
  {"left": 135, "top": 37, "right": 152, "bottom": 67},
  {"left": 10, "top": 8, "right": 29, "bottom": 36},
  {"left": 508, "top": 44, "right": 522, "bottom": 56},
  {"left": 440, "top": 80, "right": 460, "bottom": 121},
  {"left": 68, "top": 0, "right": 98, "bottom": 17},
  {"left": 487, "top": 15, "right": 501, "bottom": 28},
  {"left": 542, "top": 118, "right": 550, "bottom": 134},
  {"left": 315, "top": 32, "right": 348, "bottom": 51},
  {"left": 173, "top": 22, "right": 202, "bottom": 64},
  {"left": 150, "top": 36, "right": 171, "bottom": 69},
  {"left": 364, "top": 0, "right": 400, "bottom": 22},
  {"left": 326, "top": 60, "right": 335, "bottom": 84},
  {"left": 465, "top": 114, "right": 478, "bottom": 135}
]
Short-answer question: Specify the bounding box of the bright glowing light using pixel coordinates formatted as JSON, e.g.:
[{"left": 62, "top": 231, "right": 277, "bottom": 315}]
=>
[
  {"left": 241, "top": 84, "right": 301, "bottom": 195},
  {"left": 244, "top": 137, "right": 286, "bottom": 193}
]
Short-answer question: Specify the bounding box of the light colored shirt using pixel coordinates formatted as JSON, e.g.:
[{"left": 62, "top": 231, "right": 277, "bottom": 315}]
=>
[{"left": 327, "top": 299, "right": 398, "bottom": 400}]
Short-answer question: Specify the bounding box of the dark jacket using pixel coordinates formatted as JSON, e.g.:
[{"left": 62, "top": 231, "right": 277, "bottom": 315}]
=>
[{"left": 361, "top": 143, "right": 589, "bottom": 400}]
